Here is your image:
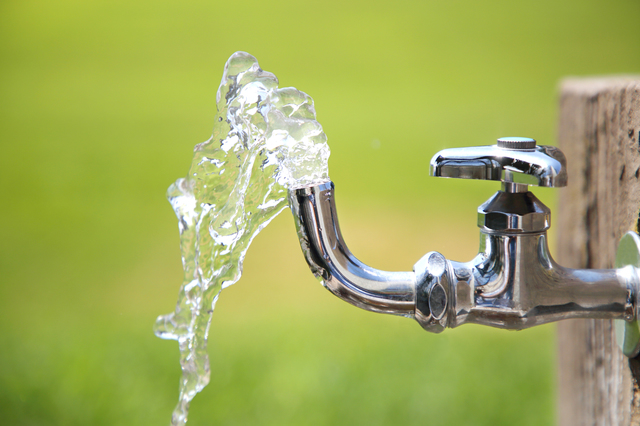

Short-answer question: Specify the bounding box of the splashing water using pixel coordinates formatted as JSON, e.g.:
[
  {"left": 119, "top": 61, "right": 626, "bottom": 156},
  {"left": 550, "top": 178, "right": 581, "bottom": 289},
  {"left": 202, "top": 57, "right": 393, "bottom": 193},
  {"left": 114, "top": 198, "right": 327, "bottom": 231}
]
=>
[{"left": 154, "top": 51, "right": 330, "bottom": 425}]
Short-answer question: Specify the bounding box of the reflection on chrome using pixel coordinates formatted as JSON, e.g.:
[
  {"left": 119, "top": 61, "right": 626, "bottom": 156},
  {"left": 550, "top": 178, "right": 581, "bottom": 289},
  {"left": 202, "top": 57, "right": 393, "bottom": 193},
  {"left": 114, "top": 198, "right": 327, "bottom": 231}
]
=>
[{"left": 289, "top": 138, "right": 640, "bottom": 357}]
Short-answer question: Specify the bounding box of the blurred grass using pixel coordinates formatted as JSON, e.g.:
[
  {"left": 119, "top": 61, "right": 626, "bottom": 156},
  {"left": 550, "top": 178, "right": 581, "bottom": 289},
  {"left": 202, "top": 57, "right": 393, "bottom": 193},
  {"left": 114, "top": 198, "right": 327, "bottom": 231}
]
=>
[{"left": 0, "top": 0, "right": 639, "bottom": 424}]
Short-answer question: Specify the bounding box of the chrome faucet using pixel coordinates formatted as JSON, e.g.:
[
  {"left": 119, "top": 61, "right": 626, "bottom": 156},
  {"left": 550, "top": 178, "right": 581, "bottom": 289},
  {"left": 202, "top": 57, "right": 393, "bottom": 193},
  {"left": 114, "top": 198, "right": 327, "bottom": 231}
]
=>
[{"left": 289, "top": 137, "right": 640, "bottom": 357}]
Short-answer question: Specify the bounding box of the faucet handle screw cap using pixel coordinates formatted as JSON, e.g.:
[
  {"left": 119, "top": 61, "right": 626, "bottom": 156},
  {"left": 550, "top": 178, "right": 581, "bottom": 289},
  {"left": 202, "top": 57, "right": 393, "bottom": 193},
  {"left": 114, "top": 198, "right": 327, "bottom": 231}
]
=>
[{"left": 497, "top": 137, "right": 536, "bottom": 150}]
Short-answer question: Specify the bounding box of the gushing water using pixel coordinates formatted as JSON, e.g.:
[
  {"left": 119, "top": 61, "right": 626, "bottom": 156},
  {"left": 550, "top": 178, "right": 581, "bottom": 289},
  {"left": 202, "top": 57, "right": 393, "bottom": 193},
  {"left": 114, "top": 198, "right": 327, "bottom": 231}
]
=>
[{"left": 154, "top": 52, "right": 330, "bottom": 425}]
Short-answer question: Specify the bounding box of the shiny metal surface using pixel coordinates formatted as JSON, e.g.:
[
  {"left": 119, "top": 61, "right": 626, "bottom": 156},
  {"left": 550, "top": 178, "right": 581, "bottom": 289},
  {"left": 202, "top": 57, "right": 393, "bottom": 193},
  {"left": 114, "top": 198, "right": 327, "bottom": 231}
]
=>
[
  {"left": 289, "top": 182, "right": 415, "bottom": 315},
  {"left": 430, "top": 142, "right": 567, "bottom": 188},
  {"left": 289, "top": 140, "right": 640, "bottom": 358},
  {"left": 615, "top": 232, "right": 640, "bottom": 357},
  {"left": 477, "top": 190, "right": 551, "bottom": 233},
  {"left": 501, "top": 182, "right": 529, "bottom": 193},
  {"left": 448, "top": 232, "right": 634, "bottom": 330},
  {"left": 496, "top": 137, "right": 537, "bottom": 150}
]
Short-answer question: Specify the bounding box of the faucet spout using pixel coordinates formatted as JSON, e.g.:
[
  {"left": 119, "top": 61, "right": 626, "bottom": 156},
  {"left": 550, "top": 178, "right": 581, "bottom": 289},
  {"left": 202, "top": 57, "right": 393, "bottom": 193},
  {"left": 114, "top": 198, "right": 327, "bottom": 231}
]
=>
[
  {"left": 288, "top": 181, "right": 416, "bottom": 316},
  {"left": 288, "top": 181, "right": 640, "bottom": 354},
  {"left": 286, "top": 140, "right": 640, "bottom": 357}
]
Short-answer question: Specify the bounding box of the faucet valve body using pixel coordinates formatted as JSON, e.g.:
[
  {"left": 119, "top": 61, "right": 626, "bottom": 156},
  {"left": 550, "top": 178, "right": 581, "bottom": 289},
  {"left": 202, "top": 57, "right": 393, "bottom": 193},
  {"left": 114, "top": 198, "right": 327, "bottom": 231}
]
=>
[{"left": 290, "top": 138, "right": 640, "bottom": 357}]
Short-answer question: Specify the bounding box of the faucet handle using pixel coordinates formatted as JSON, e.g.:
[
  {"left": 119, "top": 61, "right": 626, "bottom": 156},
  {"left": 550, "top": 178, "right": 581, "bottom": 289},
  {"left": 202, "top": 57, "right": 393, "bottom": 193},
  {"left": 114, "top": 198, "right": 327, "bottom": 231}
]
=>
[{"left": 429, "top": 137, "right": 567, "bottom": 188}]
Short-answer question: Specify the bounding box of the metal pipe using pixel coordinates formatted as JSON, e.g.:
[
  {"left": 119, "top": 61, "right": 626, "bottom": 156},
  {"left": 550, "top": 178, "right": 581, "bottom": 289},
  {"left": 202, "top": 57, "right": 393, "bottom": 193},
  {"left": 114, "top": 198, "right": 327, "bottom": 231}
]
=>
[
  {"left": 286, "top": 139, "right": 640, "bottom": 356},
  {"left": 288, "top": 181, "right": 416, "bottom": 316},
  {"left": 449, "top": 232, "right": 634, "bottom": 330},
  {"left": 288, "top": 183, "right": 638, "bottom": 344}
]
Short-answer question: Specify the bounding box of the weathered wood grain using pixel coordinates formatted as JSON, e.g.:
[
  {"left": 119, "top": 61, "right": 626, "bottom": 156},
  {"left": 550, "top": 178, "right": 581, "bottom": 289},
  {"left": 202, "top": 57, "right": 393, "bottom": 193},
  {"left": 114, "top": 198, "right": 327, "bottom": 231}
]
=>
[{"left": 557, "top": 78, "right": 640, "bottom": 426}]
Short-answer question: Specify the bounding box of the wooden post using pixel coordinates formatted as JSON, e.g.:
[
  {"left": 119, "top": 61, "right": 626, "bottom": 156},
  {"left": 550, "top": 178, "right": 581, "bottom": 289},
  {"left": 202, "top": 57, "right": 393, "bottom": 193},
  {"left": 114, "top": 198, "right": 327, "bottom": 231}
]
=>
[{"left": 556, "top": 78, "right": 640, "bottom": 425}]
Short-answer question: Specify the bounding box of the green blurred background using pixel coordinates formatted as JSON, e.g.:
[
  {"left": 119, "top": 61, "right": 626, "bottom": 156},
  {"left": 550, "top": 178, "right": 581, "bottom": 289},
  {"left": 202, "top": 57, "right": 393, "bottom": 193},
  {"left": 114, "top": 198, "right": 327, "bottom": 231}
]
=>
[{"left": 1, "top": 0, "right": 639, "bottom": 424}]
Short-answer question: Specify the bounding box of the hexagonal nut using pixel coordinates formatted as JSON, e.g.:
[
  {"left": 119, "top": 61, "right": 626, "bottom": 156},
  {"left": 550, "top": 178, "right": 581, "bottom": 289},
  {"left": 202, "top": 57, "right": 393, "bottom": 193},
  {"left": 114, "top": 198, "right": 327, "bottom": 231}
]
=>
[
  {"left": 477, "top": 210, "right": 550, "bottom": 233},
  {"left": 477, "top": 191, "right": 551, "bottom": 233},
  {"left": 414, "top": 252, "right": 449, "bottom": 333}
]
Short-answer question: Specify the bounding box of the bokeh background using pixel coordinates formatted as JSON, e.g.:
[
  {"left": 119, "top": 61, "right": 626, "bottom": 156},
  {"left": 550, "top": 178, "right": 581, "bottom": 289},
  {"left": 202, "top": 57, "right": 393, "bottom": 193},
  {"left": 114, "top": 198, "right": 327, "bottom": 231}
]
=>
[{"left": 1, "top": 0, "right": 639, "bottom": 424}]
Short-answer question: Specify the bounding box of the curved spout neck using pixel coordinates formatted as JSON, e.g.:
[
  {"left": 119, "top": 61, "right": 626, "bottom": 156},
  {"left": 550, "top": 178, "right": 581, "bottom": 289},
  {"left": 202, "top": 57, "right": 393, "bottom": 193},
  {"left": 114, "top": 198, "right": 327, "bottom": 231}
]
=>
[
  {"left": 288, "top": 181, "right": 416, "bottom": 316},
  {"left": 289, "top": 181, "right": 639, "bottom": 343}
]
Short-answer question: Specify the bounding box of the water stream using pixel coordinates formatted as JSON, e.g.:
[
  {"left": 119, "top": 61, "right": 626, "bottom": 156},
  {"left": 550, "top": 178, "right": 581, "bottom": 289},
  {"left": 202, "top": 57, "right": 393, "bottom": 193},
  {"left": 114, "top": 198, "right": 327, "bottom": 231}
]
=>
[{"left": 154, "top": 51, "right": 330, "bottom": 425}]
